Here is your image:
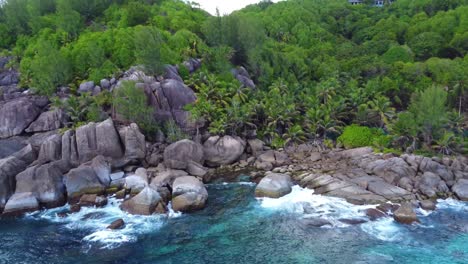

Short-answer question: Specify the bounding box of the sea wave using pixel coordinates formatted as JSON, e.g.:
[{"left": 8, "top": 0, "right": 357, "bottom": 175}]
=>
[{"left": 26, "top": 198, "right": 181, "bottom": 249}]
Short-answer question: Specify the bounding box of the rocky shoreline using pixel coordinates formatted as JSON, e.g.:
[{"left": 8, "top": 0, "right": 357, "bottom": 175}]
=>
[
  {"left": 0, "top": 115, "right": 466, "bottom": 225},
  {"left": 0, "top": 56, "right": 467, "bottom": 227}
]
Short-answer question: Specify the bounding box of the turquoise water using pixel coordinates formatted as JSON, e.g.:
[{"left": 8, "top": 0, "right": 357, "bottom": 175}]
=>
[{"left": 0, "top": 182, "right": 467, "bottom": 264}]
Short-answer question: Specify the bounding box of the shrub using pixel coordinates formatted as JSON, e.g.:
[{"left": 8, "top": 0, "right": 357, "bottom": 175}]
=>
[
  {"left": 164, "top": 120, "right": 188, "bottom": 143},
  {"left": 337, "top": 125, "right": 384, "bottom": 149},
  {"left": 113, "top": 81, "right": 158, "bottom": 136}
]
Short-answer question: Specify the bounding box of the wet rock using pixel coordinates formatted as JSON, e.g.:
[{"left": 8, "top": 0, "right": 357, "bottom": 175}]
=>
[
  {"left": 124, "top": 174, "right": 149, "bottom": 194},
  {"left": 452, "top": 179, "right": 468, "bottom": 201},
  {"left": 64, "top": 156, "right": 110, "bottom": 203},
  {"left": 70, "top": 204, "right": 81, "bottom": 213},
  {"left": 107, "top": 219, "right": 125, "bottom": 230},
  {"left": 255, "top": 173, "right": 292, "bottom": 198},
  {"left": 339, "top": 218, "right": 368, "bottom": 225},
  {"left": 365, "top": 208, "right": 387, "bottom": 221},
  {"left": 171, "top": 176, "right": 208, "bottom": 212},
  {"left": 420, "top": 200, "right": 436, "bottom": 211},
  {"left": 163, "top": 139, "right": 204, "bottom": 170},
  {"left": 0, "top": 145, "right": 37, "bottom": 211},
  {"left": 79, "top": 194, "right": 108, "bottom": 207},
  {"left": 301, "top": 217, "right": 332, "bottom": 227},
  {"left": 121, "top": 187, "right": 164, "bottom": 215},
  {"left": 150, "top": 169, "right": 188, "bottom": 189},
  {"left": 393, "top": 203, "right": 418, "bottom": 224},
  {"left": 203, "top": 136, "right": 246, "bottom": 167},
  {"left": 2, "top": 192, "right": 39, "bottom": 216},
  {"left": 14, "top": 160, "right": 70, "bottom": 208}
]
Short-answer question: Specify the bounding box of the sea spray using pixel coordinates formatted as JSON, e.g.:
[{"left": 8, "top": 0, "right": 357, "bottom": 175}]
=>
[{"left": 26, "top": 197, "right": 181, "bottom": 249}]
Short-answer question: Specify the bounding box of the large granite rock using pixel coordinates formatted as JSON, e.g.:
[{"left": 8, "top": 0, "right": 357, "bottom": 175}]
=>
[
  {"left": 364, "top": 157, "right": 417, "bottom": 184},
  {"left": 255, "top": 150, "right": 290, "bottom": 169},
  {"left": 0, "top": 136, "right": 28, "bottom": 159},
  {"left": 452, "top": 179, "right": 468, "bottom": 201},
  {"left": 63, "top": 156, "right": 110, "bottom": 202},
  {"left": 150, "top": 169, "right": 188, "bottom": 189},
  {"left": 25, "top": 109, "right": 66, "bottom": 133},
  {"left": 14, "top": 160, "right": 70, "bottom": 208},
  {"left": 2, "top": 192, "right": 39, "bottom": 216},
  {"left": 0, "top": 145, "right": 36, "bottom": 211},
  {"left": 417, "top": 172, "right": 443, "bottom": 198},
  {"left": 419, "top": 157, "right": 454, "bottom": 183},
  {"left": 171, "top": 176, "right": 208, "bottom": 212},
  {"left": 119, "top": 123, "right": 146, "bottom": 161},
  {"left": 255, "top": 173, "right": 293, "bottom": 198},
  {"left": 62, "top": 119, "right": 124, "bottom": 165},
  {"left": 203, "top": 136, "right": 246, "bottom": 167},
  {"left": 36, "top": 133, "right": 62, "bottom": 164},
  {"left": 0, "top": 97, "right": 46, "bottom": 138},
  {"left": 393, "top": 203, "right": 418, "bottom": 224},
  {"left": 145, "top": 79, "right": 198, "bottom": 131},
  {"left": 121, "top": 187, "right": 164, "bottom": 215},
  {"left": 163, "top": 139, "right": 204, "bottom": 170}
]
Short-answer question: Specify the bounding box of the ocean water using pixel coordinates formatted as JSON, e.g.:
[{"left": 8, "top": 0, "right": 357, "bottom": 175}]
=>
[{"left": 0, "top": 182, "right": 467, "bottom": 264}]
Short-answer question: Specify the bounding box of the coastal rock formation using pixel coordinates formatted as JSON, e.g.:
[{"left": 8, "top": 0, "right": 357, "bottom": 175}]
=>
[
  {"left": 2, "top": 192, "right": 39, "bottom": 216},
  {"left": 171, "top": 176, "right": 208, "bottom": 212},
  {"left": 150, "top": 169, "right": 188, "bottom": 189},
  {"left": 64, "top": 156, "right": 111, "bottom": 203},
  {"left": 119, "top": 123, "right": 146, "bottom": 161},
  {"left": 14, "top": 160, "right": 70, "bottom": 208},
  {"left": 255, "top": 173, "right": 293, "bottom": 198},
  {"left": 163, "top": 139, "right": 204, "bottom": 170},
  {"left": 393, "top": 203, "right": 418, "bottom": 224},
  {"left": 25, "top": 109, "right": 67, "bottom": 133},
  {"left": 452, "top": 179, "right": 468, "bottom": 201},
  {"left": 231, "top": 66, "right": 256, "bottom": 89},
  {"left": 0, "top": 96, "right": 47, "bottom": 138},
  {"left": 0, "top": 145, "right": 37, "bottom": 212},
  {"left": 203, "top": 136, "right": 246, "bottom": 167},
  {"left": 121, "top": 187, "right": 165, "bottom": 215}
]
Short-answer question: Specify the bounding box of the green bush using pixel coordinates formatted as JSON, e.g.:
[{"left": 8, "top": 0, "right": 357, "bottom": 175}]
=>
[
  {"left": 113, "top": 81, "right": 158, "bottom": 136},
  {"left": 338, "top": 125, "right": 384, "bottom": 149}
]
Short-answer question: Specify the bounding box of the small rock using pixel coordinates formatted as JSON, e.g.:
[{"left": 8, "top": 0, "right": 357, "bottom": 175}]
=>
[
  {"left": 420, "top": 200, "right": 436, "bottom": 211},
  {"left": 393, "top": 203, "right": 418, "bottom": 224},
  {"left": 107, "top": 219, "right": 125, "bottom": 230},
  {"left": 365, "top": 208, "right": 387, "bottom": 221},
  {"left": 70, "top": 204, "right": 81, "bottom": 213}
]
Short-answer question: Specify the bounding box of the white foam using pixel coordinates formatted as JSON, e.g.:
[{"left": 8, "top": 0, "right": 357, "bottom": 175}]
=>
[
  {"left": 436, "top": 198, "right": 468, "bottom": 211},
  {"left": 27, "top": 198, "right": 179, "bottom": 249},
  {"left": 360, "top": 218, "right": 403, "bottom": 242},
  {"left": 258, "top": 186, "right": 373, "bottom": 227}
]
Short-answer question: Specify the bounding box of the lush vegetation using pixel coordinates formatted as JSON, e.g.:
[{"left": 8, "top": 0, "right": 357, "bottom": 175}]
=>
[{"left": 0, "top": 0, "right": 466, "bottom": 155}]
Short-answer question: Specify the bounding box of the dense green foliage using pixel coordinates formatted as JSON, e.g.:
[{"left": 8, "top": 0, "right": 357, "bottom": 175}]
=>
[
  {"left": 113, "top": 81, "right": 158, "bottom": 135},
  {"left": 0, "top": 0, "right": 467, "bottom": 154}
]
